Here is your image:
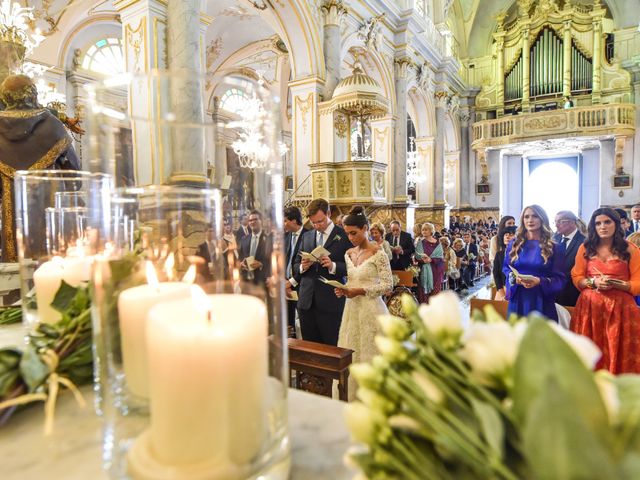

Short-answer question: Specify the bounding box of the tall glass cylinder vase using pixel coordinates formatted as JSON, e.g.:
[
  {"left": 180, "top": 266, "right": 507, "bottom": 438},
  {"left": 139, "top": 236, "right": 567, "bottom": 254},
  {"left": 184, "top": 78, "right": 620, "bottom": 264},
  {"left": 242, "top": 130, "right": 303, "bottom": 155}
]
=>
[
  {"left": 13, "top": 170, "right": 111, "bottom": 332},
  {"left": 86, "top": 71, "right": 289, "bottom": 480}
]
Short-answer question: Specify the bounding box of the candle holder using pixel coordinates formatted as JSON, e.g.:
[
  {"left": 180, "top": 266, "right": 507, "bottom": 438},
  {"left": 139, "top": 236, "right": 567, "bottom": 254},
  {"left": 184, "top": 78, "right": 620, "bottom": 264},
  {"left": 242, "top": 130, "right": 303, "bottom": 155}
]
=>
[
  {"left": 87, "top": 71, "right": 289, "bottom": 480},
  {"left": 13, "top": 170, "right": 111, "bottom": 331}
]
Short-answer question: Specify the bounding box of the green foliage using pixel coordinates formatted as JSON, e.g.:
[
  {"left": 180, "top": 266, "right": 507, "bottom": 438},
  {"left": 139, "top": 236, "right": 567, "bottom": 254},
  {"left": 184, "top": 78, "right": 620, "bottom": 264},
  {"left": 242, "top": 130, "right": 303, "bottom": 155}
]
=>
[{"left": 0, "top": 307, "right": 22, "bottom": 325}]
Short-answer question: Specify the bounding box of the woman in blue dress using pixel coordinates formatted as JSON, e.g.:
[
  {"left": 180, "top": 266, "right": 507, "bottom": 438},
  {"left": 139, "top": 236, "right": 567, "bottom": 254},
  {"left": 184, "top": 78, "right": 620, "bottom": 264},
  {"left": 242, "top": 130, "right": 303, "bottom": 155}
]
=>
[{"left": 503, "top": 205, "right": 566, "bottom": 321}]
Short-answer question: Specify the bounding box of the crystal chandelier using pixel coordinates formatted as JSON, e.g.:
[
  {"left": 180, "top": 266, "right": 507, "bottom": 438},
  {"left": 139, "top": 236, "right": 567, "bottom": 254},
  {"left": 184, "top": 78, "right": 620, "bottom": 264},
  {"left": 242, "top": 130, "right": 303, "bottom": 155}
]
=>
[
  {"left": 0, "top": 0, "right": 44, "bottom": 55},
  {"left": 229, "top": 95, "right": 285, "bottom": 169},
  {"left": 406, "top": 138, "right": 425, "bottom": 188}
]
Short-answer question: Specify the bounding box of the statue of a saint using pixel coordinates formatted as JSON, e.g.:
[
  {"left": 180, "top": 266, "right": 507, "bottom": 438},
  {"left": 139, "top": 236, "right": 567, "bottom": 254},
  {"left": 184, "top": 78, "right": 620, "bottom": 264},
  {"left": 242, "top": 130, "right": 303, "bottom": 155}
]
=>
[{"left": 0, "top": 74, "right": 80, "bottom": 262}]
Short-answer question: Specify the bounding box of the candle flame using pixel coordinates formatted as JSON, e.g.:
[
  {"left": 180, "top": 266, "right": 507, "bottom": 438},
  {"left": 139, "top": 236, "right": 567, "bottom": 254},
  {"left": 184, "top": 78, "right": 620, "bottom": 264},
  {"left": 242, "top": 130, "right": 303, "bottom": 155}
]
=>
[
  {"left": 182, "top": 264, "right": 197, "bottom": 284},
  {"left": 164, "top": 253, "right": 175, "bottom": 281},
  {"left": 146, "top": 261, "right": 160, "bottom": 290},
  {"left": 190, "top": 285, "right": 212, "bottom": 323}
]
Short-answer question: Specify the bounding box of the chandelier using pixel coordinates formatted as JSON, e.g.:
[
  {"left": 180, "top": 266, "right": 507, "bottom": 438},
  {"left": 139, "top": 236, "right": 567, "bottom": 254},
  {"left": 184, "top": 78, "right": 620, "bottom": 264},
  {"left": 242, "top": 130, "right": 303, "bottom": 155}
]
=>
[
  {"left": 0, "top": 0, "right": 44, "bottom": 55},
  {"left": 406, "top": 138, "right": 425, "bottom": 188},
  {"left": 229, "top": 95, "right": 286, "bottom": 169}
]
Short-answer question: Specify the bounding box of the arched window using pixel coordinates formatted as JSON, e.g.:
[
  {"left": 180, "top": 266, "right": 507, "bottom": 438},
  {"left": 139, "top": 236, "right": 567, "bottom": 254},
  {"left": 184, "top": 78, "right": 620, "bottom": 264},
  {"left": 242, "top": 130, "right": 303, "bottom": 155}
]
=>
[
  {"left": 219, "top": 88, "right": 250, "bottom": 115},
  {"left": 82, "top": 38, "right": 124, "bottom": 76}
]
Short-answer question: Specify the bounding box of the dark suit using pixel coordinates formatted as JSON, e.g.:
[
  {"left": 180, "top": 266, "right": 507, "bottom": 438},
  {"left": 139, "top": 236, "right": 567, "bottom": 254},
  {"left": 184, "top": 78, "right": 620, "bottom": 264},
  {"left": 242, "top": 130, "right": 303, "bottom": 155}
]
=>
[
  {"left": 462, "top": 242, "right": 479, "bottom": 287},
  {"left": 553, "top": 230, "right": 586, "bottom": 307},
  {"left": 239, "top": 231, "right": 272, "bottom": 284},
  {"left": 293, "top": 225, "right": 351, "bottom": 345},
  {"left": 285, "top": 227, "right": 306, "bottom": 333},
  {"left": 235, "top": 225, "right": 249, "bottom": 244},
  {"left": 385, "top": 231, "right": 415, "bottom": 270},
  {"left": 195, "top": 240, "right": 215, "bottom": 282}
]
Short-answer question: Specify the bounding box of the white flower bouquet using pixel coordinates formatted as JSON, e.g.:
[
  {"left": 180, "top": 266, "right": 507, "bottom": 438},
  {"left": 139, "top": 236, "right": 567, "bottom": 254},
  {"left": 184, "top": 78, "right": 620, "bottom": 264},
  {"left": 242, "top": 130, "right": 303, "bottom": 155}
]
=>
[{"left": 345, "top": 292, "right": 640, "bottom": 480}]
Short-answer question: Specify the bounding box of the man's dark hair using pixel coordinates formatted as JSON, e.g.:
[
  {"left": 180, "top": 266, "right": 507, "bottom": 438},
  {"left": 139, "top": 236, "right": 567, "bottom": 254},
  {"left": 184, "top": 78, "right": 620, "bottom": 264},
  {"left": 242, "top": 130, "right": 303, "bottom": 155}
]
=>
[
  {"left": 249, "top": 210, "right": 262, "bottom": 220},
  {"left": 390, "top": 220, "right": 401, "bottom": 227},
  {"left": 615, "top": 208, "right": 628, "bottom": 221},
  {"left": 307, "top": 198, "right": 329, "bottom": 216},
  {"left": 284, "top": 206, "right": 302, "bottom": 225}
]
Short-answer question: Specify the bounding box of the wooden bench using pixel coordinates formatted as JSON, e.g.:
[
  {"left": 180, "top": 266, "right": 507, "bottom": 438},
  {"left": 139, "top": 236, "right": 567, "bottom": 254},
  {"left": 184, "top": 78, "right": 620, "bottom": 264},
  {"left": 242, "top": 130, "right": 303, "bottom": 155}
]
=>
[
  {"left": 288, "top": 339, "right": 354, "bottom": 402},
  {"left": 470, "top": 298, "right": 574, "bottom": 319},
  {"left": 392, "top": 269, "right": 416, "bottom": 287}
]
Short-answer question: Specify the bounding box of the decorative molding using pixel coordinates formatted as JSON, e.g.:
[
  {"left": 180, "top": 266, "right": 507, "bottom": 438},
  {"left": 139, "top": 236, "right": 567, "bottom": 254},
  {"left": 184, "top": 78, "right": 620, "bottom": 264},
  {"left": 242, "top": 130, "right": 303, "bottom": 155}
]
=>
[
  {"left": 357, "top": 13, "right": 385, "bottom": 52},
  {"left": 205, "top": 37, "right": 223, "bottom": 70},
  {"left": 295, "top": 93, "right": 314, "bottom": 134},
  {"left": 334, "top": 113, "right": 348, "bottom": 138},
  {"left": 394, "top": 57, "right": 413, "bottom": 80},
  {"left": 434, "top": 90, "right": 450, "bottom": 109},
  {"left": 374, "top": 127, "right": 388, "bottom": 152},
  {"left": 320, "top": 0, "right": 347, "bottom": 27},
  {"left": 125, "top": 17, "right": 146, "bottom": 74}
]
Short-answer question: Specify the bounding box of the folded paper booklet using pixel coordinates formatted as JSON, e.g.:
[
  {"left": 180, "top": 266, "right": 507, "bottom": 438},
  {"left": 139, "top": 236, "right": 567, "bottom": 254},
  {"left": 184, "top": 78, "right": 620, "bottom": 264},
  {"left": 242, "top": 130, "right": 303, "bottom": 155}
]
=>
[
  {"left": 287, "top": 291, "right": 299, "bottom": 301},
  {"left": 244, "top": 256, "right": 256, "bottom": 270},
  {"left": 319, "top": 276, "right": 347, "bottom": 289},
  {"left": 300, "top": 246, "right": 331, "bottom": 262},
  {"left": 605, "top": 278, "right": 626, "bottom": 286},
  {"left": 509, "top": 265, "right": 537, "bottom": 282}
]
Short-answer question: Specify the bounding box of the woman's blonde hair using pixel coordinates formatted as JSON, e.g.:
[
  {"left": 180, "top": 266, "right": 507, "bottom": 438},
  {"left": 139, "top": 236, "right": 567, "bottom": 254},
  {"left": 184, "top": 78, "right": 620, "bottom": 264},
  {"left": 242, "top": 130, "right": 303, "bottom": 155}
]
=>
[
  {"left": 370, "top": 222, "right": 386, "bottom": 236},
  {"left": 413, "top": 223, "right": 422, "bottom": 237},
  {"left": 452, "top": 238, "right": 464, "bottom": 249},
  {"left": 627, "top": 232, "right": 640, "bottom": 248},
  {"left": 510, "top": 204, "right": 555, "bottom": 264},
  {"left": 421, "top": 222, "right": 435, "bottom": 236}
]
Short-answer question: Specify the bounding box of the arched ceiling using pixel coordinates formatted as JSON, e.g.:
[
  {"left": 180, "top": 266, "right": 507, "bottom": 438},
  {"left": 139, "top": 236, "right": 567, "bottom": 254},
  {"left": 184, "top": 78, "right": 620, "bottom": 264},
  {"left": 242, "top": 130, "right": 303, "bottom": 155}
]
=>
[{"left": 460, "top": 0, "right": 640, "bottom": 58}]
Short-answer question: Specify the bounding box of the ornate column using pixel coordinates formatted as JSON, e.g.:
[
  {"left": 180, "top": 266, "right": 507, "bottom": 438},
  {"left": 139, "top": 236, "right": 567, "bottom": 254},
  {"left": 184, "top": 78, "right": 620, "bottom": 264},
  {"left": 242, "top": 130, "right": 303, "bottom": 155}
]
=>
[
  {"left": 321, "top": 0, "right": 347, "bottom": 99},
  {"left": 562, "top": 19, "right": 572, "bottom": 97},
  {"left": 166, "top": 0, "right": 208, "bottom": 184},
  {"left": 521, "top": 23, "right": 531, "bottom": 112},
  {"left": 458, "top": 107, "right": 472, "bottom": 208},
  {"left": 433, "top": 90, "right": 448, "bottom": 205},
  {"left": 414, "top": 136, "right": 434, "bottom": 205},
  {"left": 494, "top": 16, "right": 506, "bottom": 117},
  {"left": 290, "top": 77, "right": 325, "bottom": 200},
  {"left": 591, "top": 3, "right": 605, "bottom": 104},
  {"left": 393, "top": 57, "right": 412, "bottom": 203}
]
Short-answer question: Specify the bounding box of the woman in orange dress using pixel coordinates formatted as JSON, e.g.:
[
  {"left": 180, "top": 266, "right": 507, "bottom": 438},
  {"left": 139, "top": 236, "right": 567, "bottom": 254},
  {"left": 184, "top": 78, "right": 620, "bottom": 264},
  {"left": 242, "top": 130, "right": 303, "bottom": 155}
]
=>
[{"left": 571, "top": 207, "right": 640, "bottom": 374}]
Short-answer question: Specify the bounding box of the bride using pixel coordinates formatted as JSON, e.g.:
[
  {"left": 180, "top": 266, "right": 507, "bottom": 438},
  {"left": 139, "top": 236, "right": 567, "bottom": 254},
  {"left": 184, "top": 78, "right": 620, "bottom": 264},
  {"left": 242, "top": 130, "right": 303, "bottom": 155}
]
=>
[{"left": 333, "top": 206, "right": 393, "bottom": 401}]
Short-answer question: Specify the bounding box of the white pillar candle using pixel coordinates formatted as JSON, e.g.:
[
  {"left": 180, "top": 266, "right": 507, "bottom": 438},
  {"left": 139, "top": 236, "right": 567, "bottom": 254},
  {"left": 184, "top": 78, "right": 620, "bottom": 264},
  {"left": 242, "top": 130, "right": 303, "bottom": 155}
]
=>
[
  {"left": 117, "top": 282, "right": 191, "bottom": 399},
  {"left": 32, "top": 257, "right": 65, "bottom": 324},
  {"left": 145, "top": 293, "right": 268, "bottom": 467}
]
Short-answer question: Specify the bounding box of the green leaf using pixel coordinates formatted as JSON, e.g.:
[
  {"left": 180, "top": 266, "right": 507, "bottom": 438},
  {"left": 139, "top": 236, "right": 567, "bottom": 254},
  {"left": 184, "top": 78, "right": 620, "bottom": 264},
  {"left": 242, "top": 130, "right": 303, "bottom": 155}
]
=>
[
  {"left": 19, "top": 345, "right": 50, "bottom": 392},
  {"left": 51, "top": 281, "right": 79, "bottom": 313},
  {"left": 613, "top": 375, "right": 640, "bottom": 453},
  {"left": 512, "top": 319, "right": 610, "bottom": 442},
  {"left": 620, "top": 453, "right": 640, "bottom": 480},
  {"left": 0, "top": 349, "right": 22, "bottom": 397},
  {"left": 523, "top": 377, "right": 618, "bottom": 480},
  {"left": 470, "top": 398, "right": 504, "bottom": 461}
]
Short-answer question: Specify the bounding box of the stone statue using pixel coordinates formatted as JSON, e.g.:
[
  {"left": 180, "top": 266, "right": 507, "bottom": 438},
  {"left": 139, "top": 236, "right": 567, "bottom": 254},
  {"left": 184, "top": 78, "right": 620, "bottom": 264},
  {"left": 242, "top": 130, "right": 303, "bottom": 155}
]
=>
[
  {"left": 0, "top": 74, "right": 80, "bottom": 262},
  {"left": 357, "top": 13, "right": 385, "bottom": 51},
  {"left": 417, "top": 63, "right": 434, "bottom": 93}
]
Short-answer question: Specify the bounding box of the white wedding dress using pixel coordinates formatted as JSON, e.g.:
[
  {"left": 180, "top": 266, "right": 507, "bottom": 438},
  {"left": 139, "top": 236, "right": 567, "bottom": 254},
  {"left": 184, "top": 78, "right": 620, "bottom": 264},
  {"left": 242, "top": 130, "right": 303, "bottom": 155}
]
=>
[{"left": 336, "top": 249, "right": 393, "bottom": 401}]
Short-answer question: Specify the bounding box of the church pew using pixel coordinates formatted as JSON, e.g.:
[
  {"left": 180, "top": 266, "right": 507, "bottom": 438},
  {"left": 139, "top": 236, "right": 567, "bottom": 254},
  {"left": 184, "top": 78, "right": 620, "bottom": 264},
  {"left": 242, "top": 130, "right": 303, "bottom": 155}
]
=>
[
  {"left": 288, "top": 339, "right": 354, "bottom": 402},
  {"left": 470, "top": 298, "right": 574, "bottom": 320}
]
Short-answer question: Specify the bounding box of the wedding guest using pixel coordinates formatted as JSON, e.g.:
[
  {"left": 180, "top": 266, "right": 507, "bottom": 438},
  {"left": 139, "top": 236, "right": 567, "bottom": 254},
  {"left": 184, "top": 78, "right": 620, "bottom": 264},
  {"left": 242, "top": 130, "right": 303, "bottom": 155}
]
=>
[
  {"left": 492, "top": 225, "right": 516, "bottom": 300},
  {"left": 503, "top": 205, "right": 565, "bottom": 321},
  {"left": 284, "top": 206, "right": 306, "bottom": 338},
  {"left": 385, "top": 220, "right": 415, "bottom": 271},
  {"left": 452, "top": 238, "right": 466, "bottom": 292},
  {"left": 293, "top": 198, "right": 351, "bottom": 345},
  {"left": 335, "top": 214, "right": 345, "bottom": 229},
  {"left": 461, "top": 232, "right": 478, "bottom": 287},
  {"left": 440, "top": 236, "right": 459, "bottom": 290},
  {"left": 616, "top": 208, "right": 633, "bottom": 237},
  {"left": 195, "top": 227, "right": 217, "bottom": 281},
  {"left": 239, "top": 210, "right": 272, "bottom": 284},
  {"left": 235, "top": 213, "right": 250, "bottom": 244},
  {"left": 413, "top": 223, "right": 423, "bottom": 247},
  {"left": 333, "top": 206, "right": 392, "bottom": 400},
  {"left": 489, "top": 215, "right": 516, "bottom": 263},
  {"left": 553, "top": 211, "right": 586, "bottom": 307},
  {"left": 571, "top": 208, "right": 640, "bottom": 374},
  {"left": 630, "top": 205, "right": 640, "bottom": 233},
  {"left": 370, "top": 222, "right": 392, "bottom": 259},
  {"left": 627, "top": 232, "right": 640, "bottom": 306},
  {"left": 415, "top": 223, "right": 445, "bottom": 303}
]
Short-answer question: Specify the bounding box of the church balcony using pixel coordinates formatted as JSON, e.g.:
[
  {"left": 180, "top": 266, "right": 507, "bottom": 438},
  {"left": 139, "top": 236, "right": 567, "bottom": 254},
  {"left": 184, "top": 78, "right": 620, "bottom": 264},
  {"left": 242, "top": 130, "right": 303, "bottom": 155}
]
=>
[
  {"left": 309, "top": 161, "right": 388, "bottom": 206},
  {"left": 471, "top": 103, "right": 636, "bottom": 150}
]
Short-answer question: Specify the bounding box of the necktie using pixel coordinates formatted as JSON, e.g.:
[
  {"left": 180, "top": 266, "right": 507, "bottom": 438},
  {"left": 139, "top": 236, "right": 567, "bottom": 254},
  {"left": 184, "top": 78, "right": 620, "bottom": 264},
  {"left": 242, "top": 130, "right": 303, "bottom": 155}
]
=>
[
  {"left": 250, "top": 234, "right": 258, "bottom": 257},
  {"left": 636, "top": 221, "right": 639, "bottom": 232},
  {"left": 561, "top": 236, "right": 570, "bottom": 247},
  {"left": 317, "top": 230, "right": 323, "bottom": 247},
  {"left": 286, "top": 233, "right": 297, "bottom": 278}
]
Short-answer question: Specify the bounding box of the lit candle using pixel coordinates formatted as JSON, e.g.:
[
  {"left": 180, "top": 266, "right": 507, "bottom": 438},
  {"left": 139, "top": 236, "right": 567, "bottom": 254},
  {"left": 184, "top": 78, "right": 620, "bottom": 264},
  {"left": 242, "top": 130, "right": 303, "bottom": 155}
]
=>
[
  {"left": 142, "top": 289, "right": 268, "bottom": 469},
  {"left": 117, "top": 263, "right": 190, "bottom": 398},
  {"left": 32, "top": 254, "right": 92, "bottom": 324}
]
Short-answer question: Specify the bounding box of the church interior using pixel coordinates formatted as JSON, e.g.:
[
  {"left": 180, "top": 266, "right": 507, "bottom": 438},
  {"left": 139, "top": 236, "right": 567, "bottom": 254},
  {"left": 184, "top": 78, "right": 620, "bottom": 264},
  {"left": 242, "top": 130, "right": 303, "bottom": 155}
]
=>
[{"left": 2, "top": 1, "right": 640, "bottom": 479}]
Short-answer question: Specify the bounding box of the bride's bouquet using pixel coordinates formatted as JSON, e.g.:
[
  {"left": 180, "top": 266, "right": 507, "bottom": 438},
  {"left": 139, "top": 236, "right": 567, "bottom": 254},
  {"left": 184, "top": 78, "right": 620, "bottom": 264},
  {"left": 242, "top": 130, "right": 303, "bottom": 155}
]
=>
[{"left": 345, "top": 292, "right": 640, "bottom": 480}]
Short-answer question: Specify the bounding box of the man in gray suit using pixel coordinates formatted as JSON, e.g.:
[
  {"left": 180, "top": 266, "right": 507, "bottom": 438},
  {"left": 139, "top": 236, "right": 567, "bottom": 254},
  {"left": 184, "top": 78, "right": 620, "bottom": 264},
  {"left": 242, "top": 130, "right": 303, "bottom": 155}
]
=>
[{"left": 553, "top": 211, "right": 585, "bottom": 307}]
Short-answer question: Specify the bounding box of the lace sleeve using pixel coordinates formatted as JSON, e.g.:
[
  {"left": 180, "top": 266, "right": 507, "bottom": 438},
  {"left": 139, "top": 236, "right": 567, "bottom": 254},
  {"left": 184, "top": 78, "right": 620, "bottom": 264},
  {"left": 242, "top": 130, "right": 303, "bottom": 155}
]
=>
[{"left": 364, "top": 251, "right": 393, "bottom": 298}]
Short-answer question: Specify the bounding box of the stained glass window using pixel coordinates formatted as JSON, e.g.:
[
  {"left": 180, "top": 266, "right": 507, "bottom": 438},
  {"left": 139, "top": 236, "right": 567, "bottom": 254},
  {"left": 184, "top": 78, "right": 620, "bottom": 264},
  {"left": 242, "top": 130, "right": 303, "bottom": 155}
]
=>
[
  {"left": 219, "top": 88, "right": 251, "bottom": 115},
  {"left": 82, "top": 38, "right": 124, "bottom": 76}
]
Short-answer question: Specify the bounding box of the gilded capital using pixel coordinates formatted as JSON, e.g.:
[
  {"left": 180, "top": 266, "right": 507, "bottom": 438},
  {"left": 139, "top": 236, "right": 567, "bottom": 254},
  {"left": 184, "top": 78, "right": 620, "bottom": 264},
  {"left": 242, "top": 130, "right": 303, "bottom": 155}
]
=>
[
  {"left": 321, "top": 0, "right": 347, "bottom": 27},
  {"left": 434, "top": 90, "right": 450, "bottom": 109},
  {"left": 394, "top": 57, "right": 413, "bottom": 79}
]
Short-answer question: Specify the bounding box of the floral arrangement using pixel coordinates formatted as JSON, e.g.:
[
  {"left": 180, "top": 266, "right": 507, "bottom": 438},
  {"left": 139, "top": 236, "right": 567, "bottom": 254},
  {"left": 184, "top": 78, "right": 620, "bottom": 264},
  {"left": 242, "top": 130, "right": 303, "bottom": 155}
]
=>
[{"left": 345, "top": 292, "right": 640, "bottom": 480}]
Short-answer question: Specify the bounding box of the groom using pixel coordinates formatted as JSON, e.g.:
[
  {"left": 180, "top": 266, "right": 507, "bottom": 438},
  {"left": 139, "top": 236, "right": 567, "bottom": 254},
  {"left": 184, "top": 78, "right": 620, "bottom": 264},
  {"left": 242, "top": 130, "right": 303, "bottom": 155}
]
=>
[{"left": 293, "top": 198, "right": 351, "bottom": 346}]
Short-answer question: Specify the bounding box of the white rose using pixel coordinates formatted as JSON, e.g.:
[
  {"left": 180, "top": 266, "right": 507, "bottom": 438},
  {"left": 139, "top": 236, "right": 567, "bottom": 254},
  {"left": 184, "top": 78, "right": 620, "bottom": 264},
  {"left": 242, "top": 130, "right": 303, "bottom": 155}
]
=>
[
  {"left": 460, "top": 321, "right": 525, "bottom": 389},
  {"left": 350, "top": 363, "right": 383, "bottom": 390},
  {"left": 344, "top": 402, "right": 380, "bottom": 444},
  {"left": 378, "top": 314, "right": 410, "bottom": 341},
  {"left": 412, "top": 370, "right": 445, "bottom": 405},
  {"left": 418, "top": 292, "right": 463, "bottom": 345},
  {"left": 548, "top": 323, "right": 601, "bottom": 369},
  {"left": 375, "top": 336, "right": 408, "bottom": 363},
  {"left": 594, "top": 370, "right": 619, "bottom": 424}
]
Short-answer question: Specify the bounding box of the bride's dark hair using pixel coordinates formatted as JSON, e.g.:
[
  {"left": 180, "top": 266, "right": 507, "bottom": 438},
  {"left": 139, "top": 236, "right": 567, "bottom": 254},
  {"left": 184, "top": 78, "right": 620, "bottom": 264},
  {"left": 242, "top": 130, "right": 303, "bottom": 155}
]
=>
[{"left": 343, "top": 205, "right": 368, "bottom": 228}]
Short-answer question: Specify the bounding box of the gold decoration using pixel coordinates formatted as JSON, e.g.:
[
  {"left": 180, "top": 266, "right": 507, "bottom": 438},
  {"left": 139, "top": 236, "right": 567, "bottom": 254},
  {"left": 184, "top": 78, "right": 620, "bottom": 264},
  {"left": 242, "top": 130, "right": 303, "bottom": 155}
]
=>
[
  {"left": 338, "top": 171, "right": 352, "bottom": 197},
  {"left": 334, "top": 113, "right": 348, "bottom": 138},
  {"left": 125, "top": 18, "right": 145, "bottom": 74},
  {"left": 0, "top": 137, "right": 70, "bottom": 262},
  {"left": 374, "top": 127, "right": 388, "bottom": 152},
  {"left": 357, "top": 170, "right": 369, "bottom": 196},
  {"left": 295, "top": 93, "right": 313, "bottom": 134},
  {"left": 373, "top": 171, "right": 384, "bottom": 196},
  {"left": 313, "top": 172, "right": 326, "bottom": 197},
  {"left": 328, "top": 170, "right": 336, "bottom": 197}
]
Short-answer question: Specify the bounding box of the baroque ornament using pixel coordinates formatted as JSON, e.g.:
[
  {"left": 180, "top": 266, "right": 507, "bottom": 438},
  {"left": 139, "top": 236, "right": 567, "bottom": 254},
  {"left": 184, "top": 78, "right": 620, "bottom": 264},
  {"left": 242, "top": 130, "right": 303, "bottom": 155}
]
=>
[
  {"left": 357, "top": 13, "right": 385, "bottom": 51},
  {"left": 334, "top": 113, "right": 348, "bottom": 138}
]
